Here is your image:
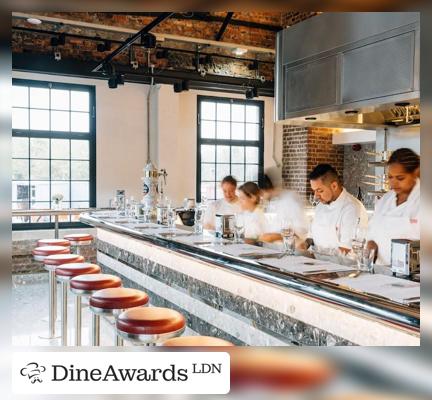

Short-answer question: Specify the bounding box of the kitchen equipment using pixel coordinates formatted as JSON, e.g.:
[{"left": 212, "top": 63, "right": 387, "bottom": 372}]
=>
[
  {"left": 141, "top": 162, "right": 168, "bottom": 212},
  {"left": 391, "top": 239, "right": 420, "bottom": 277},
  {"left": 215, "top": 214, "right": 235, "bottom": 239},
  {"left": 176, "top": 209, "right": 195, "bottom": 227}
]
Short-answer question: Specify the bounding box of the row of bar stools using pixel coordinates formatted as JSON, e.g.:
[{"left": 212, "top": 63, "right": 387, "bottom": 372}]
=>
[
  {"left": 43, "top": 254, "right": 84, "bottom": 339},
  {"left": 70, "top": 274, "right": 123, "bottom": 346},
  {"left": 116, "top": 307, "right": 186, "bottom": 346},
  {"left": 55, "top": 263, "right": 101, "bottom": 346},
  {"left": 89, "top": 288, "right": 150, "bottom": 346}
]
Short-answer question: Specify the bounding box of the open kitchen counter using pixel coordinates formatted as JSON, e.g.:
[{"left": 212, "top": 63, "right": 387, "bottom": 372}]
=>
[{"left": 81, "top": 211, "right": 419, "bottom": 346}]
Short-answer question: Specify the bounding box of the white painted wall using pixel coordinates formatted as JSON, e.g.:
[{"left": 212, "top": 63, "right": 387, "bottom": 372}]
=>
[
  {"left": 12, "top": 71, "right": 149, "bottom": 207},
  {"left": 153, "top": 85, "right": 278, "bottom": 205},
  {"left": 12, "top": 72, "right": 280, "bottom": 207}
]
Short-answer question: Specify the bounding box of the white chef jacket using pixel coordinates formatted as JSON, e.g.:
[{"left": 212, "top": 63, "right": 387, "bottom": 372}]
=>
[
  {"left": 263, "top": 190, "right": 308, "bottom": 239},
  {"left": 367, "top": 179, "right": 420, "bottom": 265},
  {"left": 311, "top": 188, "right": 368, "bottom": 250},
  {"left": 241, "top": 207, "right": 267, "bottom": 240},
  {"left": 203, "top": 198, "right": 241, "bottom": 228}
]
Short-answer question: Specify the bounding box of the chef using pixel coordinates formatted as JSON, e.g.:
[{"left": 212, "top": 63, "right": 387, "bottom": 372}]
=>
[
  {"left": 203, "top": 175, "right": 241, "bottom": 230},
  {"left": 308, "top": 164, "right": 368, "bottom": 252},
  {"left": 367, "top": 148, "right": 420, "bottom": 265},
  {"left": 259, "top": 168, "right": 308, "bottom": 244}
]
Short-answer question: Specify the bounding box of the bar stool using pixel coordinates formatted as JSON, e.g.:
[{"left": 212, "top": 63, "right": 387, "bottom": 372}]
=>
[
  {"left": 55, "top": 263, "right": 101, "bottom": 346},
  {"left": 63, "top": 233, "right": 93, "bottom": 256},
  {"left": 42, "top": 253, "right": 85, "bottom": 339},
  {"left": 37, "top": 238, "right": 71, "bottom": 248},
  {"left": 32, "top": 245, "right": 70, "bottom": 262},
  {"left": 162, "top": 336, "right": 235, "bottom": 347},
  {"left": 116, "top": 307, "right": 186, "bottom": 346},
  {"left": 70, "top": 274, "right": 122, "bottom": 346},
  {"left": 89, "top": 288, "right": 149, "bottom": 346}
]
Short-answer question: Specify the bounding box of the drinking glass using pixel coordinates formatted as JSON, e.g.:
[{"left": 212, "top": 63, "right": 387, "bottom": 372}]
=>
[
  {"left": 167, "top": 207, "right": 177, "bottom": 231},
  {"left": 142, "top": 206, "right": 151, "bottom": 223},
  {"left": 194, "top": 204, "right": 204, "bottom": 234},
  {"left": 351, "top": 225, "right": 367, "bottom": 260},
  {"left": 281, "top": 220, "right": 295, "bottom": 255},
  {"left": 357, "top": 247, "right": 375, "bottom": 273},
  {"left": 234, "top": 213, "right": 245, "bottom": 243}
]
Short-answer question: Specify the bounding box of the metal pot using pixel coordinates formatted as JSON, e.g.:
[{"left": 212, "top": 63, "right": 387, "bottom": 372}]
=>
[{"left": 215, "top": 214, "right": 234, "bottom": 238}]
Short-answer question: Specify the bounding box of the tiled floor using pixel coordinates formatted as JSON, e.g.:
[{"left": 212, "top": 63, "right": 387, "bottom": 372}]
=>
[{"left": 12, "top": 272, "right": 194, "bottom": 347}]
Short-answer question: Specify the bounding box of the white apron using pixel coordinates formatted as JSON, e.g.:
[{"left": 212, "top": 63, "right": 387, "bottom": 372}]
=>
[{"left": 368, "top": 180, "right": 420, "bottom": 265}]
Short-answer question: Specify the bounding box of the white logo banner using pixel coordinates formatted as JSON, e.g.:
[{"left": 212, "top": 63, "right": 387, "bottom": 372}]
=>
[{"left": 13, "top": 352, "right": 230, "bottom": 394}]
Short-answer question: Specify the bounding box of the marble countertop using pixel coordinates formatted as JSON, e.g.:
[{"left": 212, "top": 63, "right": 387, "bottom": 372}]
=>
[{"left": 80, "top": 211, "right": 419, "bottom": 332}]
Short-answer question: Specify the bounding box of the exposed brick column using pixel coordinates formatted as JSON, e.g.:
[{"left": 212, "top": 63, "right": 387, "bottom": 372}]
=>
[{"left": 282, "top": 126, "right": 344, "bottom": 200}]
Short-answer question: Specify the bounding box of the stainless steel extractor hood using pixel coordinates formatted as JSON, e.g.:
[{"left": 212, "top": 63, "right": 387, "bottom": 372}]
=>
[{"left": 275, "top": 12, "right": 420, "bottom": 128}]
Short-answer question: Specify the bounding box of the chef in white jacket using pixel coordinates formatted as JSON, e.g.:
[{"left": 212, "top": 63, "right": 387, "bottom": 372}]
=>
[
  {"left": 367, "top": 148, "right": 420, "bottom": 265},
  {"left": 203, "top": 175, "right": 241, "bottom": 230},
  {"left": 308, "top": 164, "right": 368, "bottom": 252}
]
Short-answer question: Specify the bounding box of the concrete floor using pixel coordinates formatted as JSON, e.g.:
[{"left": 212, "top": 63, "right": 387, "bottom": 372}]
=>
[{"left": 12, "top": 272, "right": 194, "bottom": 347}]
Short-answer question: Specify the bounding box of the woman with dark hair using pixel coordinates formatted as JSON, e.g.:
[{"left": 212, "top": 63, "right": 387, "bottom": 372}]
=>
[
  {"left": 237, "top": 182, "right": 266, "bottom": 241},
  {"left": 367, "top": 148, "right": 420, "bottom": 265}
]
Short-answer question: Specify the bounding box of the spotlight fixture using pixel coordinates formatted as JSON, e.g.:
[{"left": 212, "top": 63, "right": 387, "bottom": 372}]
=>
[
  {"left": 54, "top": 51, "right": 61, "bottom": 61},
  {"left": 245, "top": 87, "right": 258, "bottom": 99},
  {"left": 305, "top": 117, "right": 317, "bottom": 120},
  {"left": 394, "top": 102, "right": 410, "bottom": 107},
  {"left": 101, "top": 62, "right": 115, "bottom": 76},
  {"left": 345, "top": 110, "right": 358, "bottom": 114},
  {"left": 248, "top": 60, "right": 259, "bottom": 70},
  {"left": 233, "top": 47, "right": 247, "bottom": 56},
  {"left": 141, "top": 33, "right": 157, "bottom": 49},
  {"left": 26, "top": 17, "right": 42, "bottom": 25},
  {"left": 97, "top": 40, "right": 112, "bottom": 52},
  {"left": 50, "top": 33, "right": 66, "bottom": 47},
  {"left": 173, "top": 80, "right": 190, "bottom": 93},
  {"left": 107, "top": 73, "right": 125, "bottom": 89}
]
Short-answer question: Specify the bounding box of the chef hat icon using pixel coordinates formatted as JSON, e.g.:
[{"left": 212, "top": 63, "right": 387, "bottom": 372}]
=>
[{"left": 20, "top": 362, "right": 46, "bottom": 383}]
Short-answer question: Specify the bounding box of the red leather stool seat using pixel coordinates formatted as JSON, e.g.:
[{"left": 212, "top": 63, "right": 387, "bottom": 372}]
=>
[
  {"left": 90, "top": 288, "right": 149, "bottom": 310},
  {"left": 37, "top": 239, "right": 71, "bottom": 247},
  {"left": 116, "top": 307, "right": 185, "bottom": 335},
  {"left": 32, "top": 245, "right": 70, "bottom": 257},
  {"left": 43, "top": 253, "right": 84, "bottom": 266},
  {"left": 162, "top": 336, "right": 234, "bottom": 347},
  {"left": 56, "top": 263, "right": 101, "bottom": 277},
  {"left": 70, "top": 274, "right": 122, "bottom": 291},
  {"left": 64, "top": 233, "right": 93, "bottom": 244}
]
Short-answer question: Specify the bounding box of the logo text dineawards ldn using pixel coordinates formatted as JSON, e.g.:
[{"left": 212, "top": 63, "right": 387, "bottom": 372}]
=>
[{"left": 13, "top": 352, "right": 230, "bottom": 394}]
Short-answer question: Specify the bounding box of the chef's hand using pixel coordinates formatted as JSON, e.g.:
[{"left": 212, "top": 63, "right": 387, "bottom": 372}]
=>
[{"left": 366, "top": 240, "right": 378, "bottom": 262}]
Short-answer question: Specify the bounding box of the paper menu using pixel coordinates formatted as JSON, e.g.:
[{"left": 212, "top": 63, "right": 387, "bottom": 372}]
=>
[
  {"left": 208, "top": 243, "right": 282, "bottom": 257},
  {"left": 259, "top": 256, "right": 356, "bottom": 275},
  {"left": 329, "top": 274, "right": 420, "bottom": 304}
]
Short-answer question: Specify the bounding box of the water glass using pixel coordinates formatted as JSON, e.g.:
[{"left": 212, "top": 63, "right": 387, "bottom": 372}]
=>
[
  {"left": 234, "top": 214, "right": 245, "bottom": 243},
  {"left": 357, "top": 247, "right": 375, "bottom": 273},
  {"left": 194, "top": 205, "right": 204, "bottom": 234},
  {"left": 142, "top": 206, "right": 151, "bottom": 223},
  {"left": 167, "top": 208, "right": 177, "bottom": 230},
  {"left": 281, "top": 225, "right": 295, "bottom": 255}
]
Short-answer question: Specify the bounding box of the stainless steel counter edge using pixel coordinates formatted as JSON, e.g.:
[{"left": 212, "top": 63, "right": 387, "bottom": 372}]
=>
[{"left": 80, "top": 213, "right": 420, "bottom": 332}]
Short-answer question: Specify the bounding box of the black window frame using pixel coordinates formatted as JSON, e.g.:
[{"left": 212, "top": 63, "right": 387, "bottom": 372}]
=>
[
  {"left": 12, "top": 78, "right": 96, "bottom": 231},
  {"left": 196, "top": 95, "right": 265, "bottom": 202}
]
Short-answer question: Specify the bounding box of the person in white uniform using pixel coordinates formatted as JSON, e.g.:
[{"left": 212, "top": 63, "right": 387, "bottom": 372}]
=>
[
  {"left": 308, "top": 164, "right": 368, "bottom": 253},
  {"left": 259, "top": 172, "right": 308, "bottom": 244},
  {"left": 237, "top": 182, "right": 266, "bottom": 242},
  {"left": 203, "top": 175, "right": 241, "bottom": 230},
  {"left": 367, "top": 148, "right": 420, "bottom": 265}
]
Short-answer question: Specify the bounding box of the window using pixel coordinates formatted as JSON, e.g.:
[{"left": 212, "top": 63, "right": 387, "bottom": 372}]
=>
[
  {"left": 197, "top": 96, "right": 264, "bottom": 201},
  {"left": 12, "top": 79, "right": 96, "bottom": 228}
]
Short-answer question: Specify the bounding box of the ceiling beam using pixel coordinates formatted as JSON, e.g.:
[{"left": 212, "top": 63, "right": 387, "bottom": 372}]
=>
[
  {"left": 215, "top": 12, "right": 234, "bottom": 41},
  {"left": 92, "top": 12, "right": 174, "bottom": 72},
  {"left": 12, "top": 12, "right": 275, "bottom": 55}
]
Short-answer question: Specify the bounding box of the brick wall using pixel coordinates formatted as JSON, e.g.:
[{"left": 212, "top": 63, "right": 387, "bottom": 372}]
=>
[
  {"left": 282, "top": 125, "right": 344, "bottom": 199},
  {"left": 13, "top": 239, "right": 97, "bottom": 274},
  {"left": 281, "top": 12, "right": 319, "bottom": 27}
]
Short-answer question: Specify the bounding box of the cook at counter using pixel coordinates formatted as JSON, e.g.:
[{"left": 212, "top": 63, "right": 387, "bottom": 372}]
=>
[
  {"left": 308, "top": 164, "right": 368, "bottom": 253},
  {"left": 203, "top": 175, "right": 241, "bottom": 230},
  {"left": 367, "top": 148, "right": 420, "bottom": 265},
  {"left": 237, "top": 182, "right": 266, "bottom": 241}
]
